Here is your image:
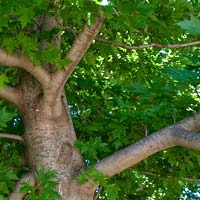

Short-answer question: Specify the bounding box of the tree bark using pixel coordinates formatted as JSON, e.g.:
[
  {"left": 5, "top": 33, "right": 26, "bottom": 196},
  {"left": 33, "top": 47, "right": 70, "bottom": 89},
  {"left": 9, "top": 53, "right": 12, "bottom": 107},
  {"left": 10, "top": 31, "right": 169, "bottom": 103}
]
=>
[
  {"left": 17, "top": 71, "right": 97, "bottom": 200},
  {"left": 6, "top": 12, "right": 106, "bottom": 200}
]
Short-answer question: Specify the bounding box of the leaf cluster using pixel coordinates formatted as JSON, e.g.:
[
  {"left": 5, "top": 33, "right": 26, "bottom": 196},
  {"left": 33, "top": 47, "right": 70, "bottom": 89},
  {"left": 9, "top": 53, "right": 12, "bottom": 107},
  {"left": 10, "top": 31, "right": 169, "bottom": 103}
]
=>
[{"left": 20, "top": 168, "right": 61, "bottom": 200}]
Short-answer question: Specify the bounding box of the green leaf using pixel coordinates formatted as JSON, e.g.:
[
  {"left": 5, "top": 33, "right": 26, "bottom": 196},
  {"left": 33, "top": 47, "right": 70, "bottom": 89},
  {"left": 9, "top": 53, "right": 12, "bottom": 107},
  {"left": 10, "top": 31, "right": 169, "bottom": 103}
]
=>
[
  {"left": 56, "top": 58, "right": 72, "bottom": 69},
  {"left": 41, "top": 45, "right": 60, "bottom": 64},
  {"left": 15, "top": 7, "right": 35, "bottom": 28},
  {"left": 36, "top": 168, "right": 57, "bottom": 186},
  {"left": 2, "top": 37, "right": 19, "bottom": 53},
  {"left": 77, "top": 168, "right": 107, "bottom": 186},
  {"left": 0, "top": 74, "right": 8, "bottom": 89},
  {"left": 19, "top": 182, "right": 35, "bottom": 194},
  {"left": 177, "top": 15, "right": 200, "bottom": 34},
  {"left": 105, "top": 184, "right": 119, "bottom": 200},
  {"left": 102, "top": 5, "right": 114, "bottom": 19},
  {"left": 0, "top": 195, "right": 7, "bottom": 200},
  {"left": 127, "top": 82, "right": 150, "bottom": 96},
  {"left": 16, "top": 32, "right": 39, "bottom": 64},
  {"left": 0, "top": 107, "right": 16, "bottom": 130},
  {"left": 5, "top": 170, "right": 18, "bottom": 181},
  {"left": 0, "top": 182, "right": 9, "bottom": 194}
]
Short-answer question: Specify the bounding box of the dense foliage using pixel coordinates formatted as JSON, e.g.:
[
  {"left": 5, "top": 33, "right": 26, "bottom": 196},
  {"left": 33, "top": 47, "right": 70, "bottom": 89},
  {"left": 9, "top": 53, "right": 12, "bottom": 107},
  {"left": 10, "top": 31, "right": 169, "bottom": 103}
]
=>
[{"left": 0, "top": 0, "right": 200, "bottom": 199}]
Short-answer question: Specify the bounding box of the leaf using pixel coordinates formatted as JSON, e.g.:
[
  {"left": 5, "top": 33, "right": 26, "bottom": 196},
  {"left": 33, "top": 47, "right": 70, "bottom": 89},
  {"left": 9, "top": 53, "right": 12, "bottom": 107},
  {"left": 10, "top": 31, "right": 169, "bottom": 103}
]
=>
[
  {"left": 15, "top": 7, "right": 35, "bottom": 28},
  {"left": 0, "top": 182, "right": 9, "bottom": 194},
  {"left": 127, "top": 82, "right": 150, "bottom": 96},
  {"left": 5, "top": 170, "right": 18, "bottom": 181},
  {"left": 0, "top": 107, "right": 16, "bottom": 130},
  {"left": 19, "top": 182, "right": 35, "bottom": 194},
  {"left": 56, "top": 58, "right": 72, "bottom": 69},
  {"left": 0, "top": 74, "right": 8, "bottom": 89},
  {"left": 177, "top": 15, "right": 200, "bottom": 34},
  {"left": 0, "top": 195, "right": 7, "bottom": 200},
  {"left": 102, "top": 5, "right": 114, "bottom": 19},
  {"left": 2, "top": 37, "right": 19, "bottom": 53},
  {"left": 41, "top": 45, "right": 60, "bottom": 64},
  {"left": 105, "top": 184, "right": 119, "bottom": 200},
  {"left": 36, "top": 168, "right": 57, "bottom": 186}
]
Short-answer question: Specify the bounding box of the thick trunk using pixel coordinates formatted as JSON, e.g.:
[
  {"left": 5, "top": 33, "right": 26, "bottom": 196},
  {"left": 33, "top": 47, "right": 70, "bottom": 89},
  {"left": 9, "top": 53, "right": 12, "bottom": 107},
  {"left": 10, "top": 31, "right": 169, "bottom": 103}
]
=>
[{"left": 20, "top": 72, "right": 96, "bottom": 200}]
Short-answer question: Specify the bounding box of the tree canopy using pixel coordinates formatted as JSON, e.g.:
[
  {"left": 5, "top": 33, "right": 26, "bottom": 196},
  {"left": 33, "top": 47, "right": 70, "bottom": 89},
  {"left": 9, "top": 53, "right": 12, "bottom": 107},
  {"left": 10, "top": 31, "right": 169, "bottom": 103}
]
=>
[{"left": 0, "top": 0, "right": 200, "bottom": 199}]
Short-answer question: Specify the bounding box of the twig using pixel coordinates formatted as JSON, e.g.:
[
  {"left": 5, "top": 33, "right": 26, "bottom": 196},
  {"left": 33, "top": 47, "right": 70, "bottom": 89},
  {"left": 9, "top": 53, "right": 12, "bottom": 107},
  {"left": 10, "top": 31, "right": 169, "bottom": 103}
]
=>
[
  {"left": 93, "top": 186, "right": 102, "bottom": 200},
  {"left": 141, "top": 171, "right": 200, "bottom": 183},
  {"left": 64, "top": 27, "right": 200, "bottom": 50},
  {"left": 0, "top": 133, "right": 24, "bottom": 142},
  {"left": 95, "top": 37, "right": 200, "bottom": 50}
]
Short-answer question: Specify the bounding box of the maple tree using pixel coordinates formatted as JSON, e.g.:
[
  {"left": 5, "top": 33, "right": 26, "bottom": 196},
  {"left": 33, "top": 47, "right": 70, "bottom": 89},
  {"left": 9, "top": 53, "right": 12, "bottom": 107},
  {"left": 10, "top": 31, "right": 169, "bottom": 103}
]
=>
[{"left": 0, "top": 0, "right": 200, "bottom": 199}]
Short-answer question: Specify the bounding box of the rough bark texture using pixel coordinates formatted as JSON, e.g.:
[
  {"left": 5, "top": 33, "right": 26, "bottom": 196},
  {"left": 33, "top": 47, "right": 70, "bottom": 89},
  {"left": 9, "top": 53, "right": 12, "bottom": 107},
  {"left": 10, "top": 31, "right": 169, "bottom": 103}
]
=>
[
  {"left": 18, "top": 71, "right": 97, "bottom": 200},
  {"left": 3, "top": 12, "right": 105, "bottom": 200}
]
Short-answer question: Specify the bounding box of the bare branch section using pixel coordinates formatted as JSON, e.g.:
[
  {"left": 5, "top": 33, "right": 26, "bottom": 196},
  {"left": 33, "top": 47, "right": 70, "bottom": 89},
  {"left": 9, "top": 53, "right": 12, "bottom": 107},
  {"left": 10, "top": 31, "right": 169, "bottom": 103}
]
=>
[
  {"left": 0, "top": 133, "right": 24, "bottom": 142},
  {"left": 0, "top": 85, "right": 23, "bottom": 110},
  {"left": 95, "top": 37, "right": 200, "bottom": 50},
  {"left": 54, "top": 11, "right": 105, "bottom": 87},
  {"left": 9, "top": 173, "right": 35, "bottom": 200},
  {"left": 95, "top": 113, "right": 200, "bottom": 177},
  {"left": 0, "top": 48, "right": 50, "bottom": 88},
  {"left": 65, "top": 27, "right": 200, "bottom": 50}
]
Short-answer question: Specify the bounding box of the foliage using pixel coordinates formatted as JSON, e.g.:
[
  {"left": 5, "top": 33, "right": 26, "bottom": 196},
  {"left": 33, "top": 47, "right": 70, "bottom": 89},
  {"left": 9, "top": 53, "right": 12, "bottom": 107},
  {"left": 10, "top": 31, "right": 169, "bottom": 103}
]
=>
[
  {"left": 19, "top": 168, "right": 61, "bottom": 200},
  {"left": 78, "top": 168, "right": 119, "bottom": 200},
  {"left": 0, "top": 0, "right": 200, "bottom": 199}
]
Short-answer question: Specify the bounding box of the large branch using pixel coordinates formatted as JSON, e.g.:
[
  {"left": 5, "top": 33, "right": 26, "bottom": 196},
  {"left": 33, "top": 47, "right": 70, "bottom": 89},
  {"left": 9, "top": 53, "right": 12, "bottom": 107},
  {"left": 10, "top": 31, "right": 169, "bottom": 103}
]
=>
[
  {"left": 0, "top": 85, "right": 23, "bottom": 110},
  {"left": 95, "top": 38, "right": 200, "bottom": 50},
  {"left": 95, "top": 113, "right": 200, "bottom": 177},
  {"left": 54, "top": 11, "right": 105, "bottom": 88},
  {"left": 0, "top": 48, "right": 50, "bottom": 88}
]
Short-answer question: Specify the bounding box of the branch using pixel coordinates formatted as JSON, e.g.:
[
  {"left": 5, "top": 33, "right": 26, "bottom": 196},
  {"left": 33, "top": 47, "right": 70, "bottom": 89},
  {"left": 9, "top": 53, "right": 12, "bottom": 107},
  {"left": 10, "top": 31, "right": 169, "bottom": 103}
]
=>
[
  {"left": 54, "top": 11, "right": 105, "bottom": 87},
  {"left": 9, "top": 173, "right": 35, "bottom": 200},
  {"left": 0, "top": 85, "right": 23, "bottom": 110},
  {"left": 0, "top": 133, "right": 24, "bottom": 142},
  {"left": 95, "top": 37, "right": 200, "bottom": 50},
  {"left": 64, "top": 27, "right": 200, "bottom": 50},
  {"left": 140, "top": 171, "right": 200, "bottom": 183},
  {"left": 0, "top": 48, "right": 50, "bottom": 88},
  {"left": 95, "top": 113, "right": 200, "bottom": 177}
]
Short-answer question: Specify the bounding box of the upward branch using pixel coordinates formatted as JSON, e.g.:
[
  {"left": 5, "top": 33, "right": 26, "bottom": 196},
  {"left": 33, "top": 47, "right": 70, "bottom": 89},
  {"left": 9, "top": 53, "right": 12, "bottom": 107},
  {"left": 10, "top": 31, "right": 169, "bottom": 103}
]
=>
[
  {"left": 0, "top": 48, "right": 50, "bottom": 88},
  {"left": 54, "top": 11, "right": 105, "bottom": 90},
  {"left": 95, "top": 113, "right": 200, "bottom": 177}
]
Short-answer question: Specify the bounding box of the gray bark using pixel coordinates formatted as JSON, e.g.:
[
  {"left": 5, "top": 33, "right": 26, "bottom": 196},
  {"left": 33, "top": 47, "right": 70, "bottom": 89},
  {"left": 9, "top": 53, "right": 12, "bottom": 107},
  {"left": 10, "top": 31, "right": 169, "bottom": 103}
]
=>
[{"left": 17, "top": 71, "right": 97, "bottom": 200}]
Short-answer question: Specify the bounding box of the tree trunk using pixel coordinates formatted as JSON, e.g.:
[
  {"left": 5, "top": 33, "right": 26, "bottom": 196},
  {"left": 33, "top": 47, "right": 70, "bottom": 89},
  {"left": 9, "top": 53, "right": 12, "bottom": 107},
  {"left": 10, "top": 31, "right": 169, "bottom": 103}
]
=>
[{"left": 19, "top": 71, "right": 96, "bottom": 200}]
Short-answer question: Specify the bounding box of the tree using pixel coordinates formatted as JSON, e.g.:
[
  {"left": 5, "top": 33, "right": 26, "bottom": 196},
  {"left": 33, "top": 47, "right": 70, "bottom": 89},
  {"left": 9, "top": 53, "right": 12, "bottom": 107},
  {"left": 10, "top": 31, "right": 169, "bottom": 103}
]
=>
[{"left": 0, "top": 0, "right": 200, "bottom": 199}]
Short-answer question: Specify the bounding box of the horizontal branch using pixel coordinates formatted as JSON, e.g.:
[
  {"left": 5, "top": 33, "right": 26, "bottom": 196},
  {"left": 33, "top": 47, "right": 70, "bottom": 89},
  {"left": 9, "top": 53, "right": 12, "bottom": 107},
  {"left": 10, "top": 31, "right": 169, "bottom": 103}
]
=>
[
  {"left": 95, "top": 113, "right": 200, "bottom": 177},
  {"left": 95, "top": 37, "right": 200, "bottom": 50},
  {"left": 0, "top": 48, "right": 50, "bottom": 88},
  {"left": 64, "top": 27, "right": 200, "bottom": 50},
  {"left": 0, "top": 85, "right": 23, "bottom": 110},
  {"left": 0, "top": 133, "right": 24, "bottom": 142}
]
